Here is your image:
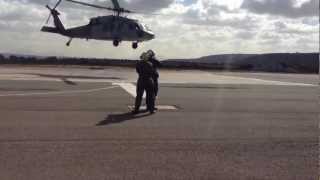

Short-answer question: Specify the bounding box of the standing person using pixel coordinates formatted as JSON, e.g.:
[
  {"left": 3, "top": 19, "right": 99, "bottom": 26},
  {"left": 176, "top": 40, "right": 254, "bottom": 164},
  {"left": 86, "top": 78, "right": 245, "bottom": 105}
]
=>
[
  {"left": 146, "top": 50, "right": 161, "bottom": 98},
  {"left": 132, "top": 52, "right": 156, "bottom": 114}
]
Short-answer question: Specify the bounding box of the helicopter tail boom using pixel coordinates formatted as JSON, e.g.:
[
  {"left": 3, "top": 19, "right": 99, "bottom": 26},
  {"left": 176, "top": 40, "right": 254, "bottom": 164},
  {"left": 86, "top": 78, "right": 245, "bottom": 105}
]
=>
[{"left": 41, "top": 26, "right": 61, "bottom": 34}]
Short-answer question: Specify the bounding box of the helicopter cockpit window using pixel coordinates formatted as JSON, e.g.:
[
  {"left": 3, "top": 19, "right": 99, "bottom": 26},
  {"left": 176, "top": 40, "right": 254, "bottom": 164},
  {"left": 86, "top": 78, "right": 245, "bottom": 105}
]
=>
[
  {"left": 135, "top": 24, "right": 142, "bottom": 31},
  {"left": 137, "top": 23, "right": 151, "bottom": 32},
  {"left": 144, "top": 24, "right": 151, "bottom": 32}
]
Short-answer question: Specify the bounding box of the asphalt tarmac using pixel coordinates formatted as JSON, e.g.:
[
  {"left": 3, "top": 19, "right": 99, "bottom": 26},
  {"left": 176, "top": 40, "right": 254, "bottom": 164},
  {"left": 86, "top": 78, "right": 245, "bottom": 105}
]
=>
[{"left": 0, "top": 66, "right": 318, "bottom": 180}]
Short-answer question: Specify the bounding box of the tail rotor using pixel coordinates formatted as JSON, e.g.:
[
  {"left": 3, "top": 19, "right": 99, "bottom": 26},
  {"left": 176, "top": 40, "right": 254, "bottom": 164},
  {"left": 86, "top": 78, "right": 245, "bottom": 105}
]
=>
[{"left": 45, "top": 0, "right": 62, "bottom": 24}]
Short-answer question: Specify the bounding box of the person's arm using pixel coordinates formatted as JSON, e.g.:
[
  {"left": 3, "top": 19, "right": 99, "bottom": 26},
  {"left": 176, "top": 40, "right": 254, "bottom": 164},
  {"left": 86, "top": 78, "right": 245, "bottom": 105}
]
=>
[
  {"left": 152, "top": 58, "right": 162, "bottom": 68},
  {"left": 136, "top": 62, "right": 141, "bottom": 75},
  {"left": 145, "top": 61, "right": 156, "bottom": 78}
]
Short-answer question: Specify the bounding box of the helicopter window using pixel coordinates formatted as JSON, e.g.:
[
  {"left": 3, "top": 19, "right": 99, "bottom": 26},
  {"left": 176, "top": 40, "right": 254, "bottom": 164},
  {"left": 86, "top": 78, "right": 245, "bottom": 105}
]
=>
[
  {"left": 139, "top": 23, "right": 151, "bottom": 32},
  {"left": 138, "top": 24, "right": 144, "bottom": 30},
  {"left": 144, "top": 25, "right": 151, "bottom": 31},
  {"left": 135, "top": 24, "right": 141, "bottom": 30}
]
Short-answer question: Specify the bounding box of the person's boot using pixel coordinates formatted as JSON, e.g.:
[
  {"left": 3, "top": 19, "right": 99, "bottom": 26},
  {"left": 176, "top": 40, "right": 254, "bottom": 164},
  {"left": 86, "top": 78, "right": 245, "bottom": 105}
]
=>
[
  {"left": 147, "top": 107, "right": 157, "bottom": 111},
  {"left": 149, "top": 108, "right": 157, "bottom": 114},
  {"left": 131, "top": 109, "right": 139, "bottom": 114}
]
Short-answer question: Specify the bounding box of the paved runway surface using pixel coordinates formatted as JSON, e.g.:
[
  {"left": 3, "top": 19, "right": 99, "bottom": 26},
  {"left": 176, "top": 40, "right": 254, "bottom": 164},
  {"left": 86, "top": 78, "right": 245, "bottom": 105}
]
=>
[{"left": 0, "top": 66, "right": 318, "bottom": 180}]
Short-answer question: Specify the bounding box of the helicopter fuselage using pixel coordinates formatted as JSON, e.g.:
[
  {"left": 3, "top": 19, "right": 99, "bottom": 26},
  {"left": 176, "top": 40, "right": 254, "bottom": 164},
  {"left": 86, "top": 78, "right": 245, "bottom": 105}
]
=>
[
  {"left": 67, "top": 16, "right": 155, "bottom": 42},
  {"left": 42, "top": 0, "right": 156, "bottom": 49},
  {"left": 42, "top": 14, "right": 155, "bottom": 48}
]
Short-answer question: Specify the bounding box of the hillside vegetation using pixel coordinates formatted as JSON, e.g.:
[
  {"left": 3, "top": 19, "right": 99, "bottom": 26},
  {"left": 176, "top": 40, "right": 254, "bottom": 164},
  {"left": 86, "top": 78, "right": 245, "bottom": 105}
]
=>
[{"left": 0, "top": 53, "right": 318, "bottom": 73}]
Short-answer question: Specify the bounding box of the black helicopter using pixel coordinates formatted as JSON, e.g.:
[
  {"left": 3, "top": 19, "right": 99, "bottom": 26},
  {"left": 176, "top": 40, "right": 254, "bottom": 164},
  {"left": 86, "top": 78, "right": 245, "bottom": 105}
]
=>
[{"left": 41, "top": 0, "right": 155, "bottom": 49}]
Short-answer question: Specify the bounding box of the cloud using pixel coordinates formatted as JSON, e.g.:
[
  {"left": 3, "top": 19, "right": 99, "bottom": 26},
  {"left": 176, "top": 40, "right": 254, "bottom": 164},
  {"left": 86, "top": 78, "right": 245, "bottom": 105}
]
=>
[
  {"left": 177, "top": 0, "right": 197, "bottom": 6},
  {"left": 241, "top": 0, "right": 319, "bottom": 18},
  {"left": 236, "top": 30, "right": 257, "bottom": 39},
  {"left": 273, "top": 21, "right": 318, "bottom": 35},
  {"left": 124, "top": 0, "right": 175, "bottom": 13},
  {"left": 181, "top": 7, "right": 258, "bottom": 31},
  {"left": 302, "top": 17, "right": 319, "bottom": 26},
  {"left": 6, "top": 0, "right": 175, "bottom": 13}
]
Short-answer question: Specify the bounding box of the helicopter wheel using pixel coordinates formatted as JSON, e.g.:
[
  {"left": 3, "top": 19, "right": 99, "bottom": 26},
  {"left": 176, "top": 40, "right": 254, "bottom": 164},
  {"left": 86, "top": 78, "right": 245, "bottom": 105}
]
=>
[
  {"left": 132, "top": 42, "right": 138, "bottom": 49},
  {"left": 113, "top": 40, "right": 119, "bottom": 47}
]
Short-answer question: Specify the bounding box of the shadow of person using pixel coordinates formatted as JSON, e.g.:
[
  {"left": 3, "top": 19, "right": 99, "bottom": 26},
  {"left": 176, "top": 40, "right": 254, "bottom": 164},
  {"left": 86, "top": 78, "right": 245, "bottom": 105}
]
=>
[{"left": 96, "top": 111, "right": 151, "bottom": 126}]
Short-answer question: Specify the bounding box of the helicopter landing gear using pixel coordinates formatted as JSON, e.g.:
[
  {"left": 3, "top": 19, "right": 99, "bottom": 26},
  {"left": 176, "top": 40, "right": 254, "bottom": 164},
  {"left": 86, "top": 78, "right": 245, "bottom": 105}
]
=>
[
  {"left": 113, "top": 40, "right": 119, "bottom": 47},
  {"left": 132, "top": 42, "right": 138, "bottom": 49},
  {"left": 66, "top": 38, "right": 72, "bottom": 47}
]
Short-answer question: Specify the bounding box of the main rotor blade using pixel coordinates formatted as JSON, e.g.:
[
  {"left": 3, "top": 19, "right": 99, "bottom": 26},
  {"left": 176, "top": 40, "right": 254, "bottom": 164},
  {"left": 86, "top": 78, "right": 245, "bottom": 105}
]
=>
[
  {"left": 126, "top": 10, "right": 164, "bottom": 16},
  {"left": 66, "top": 0, "right": 114, "bottom": 11},
  {"left": 53, "top": 0, "right": 63, "bottom": 9},
  {"left": 133, "top": 12, "right": 162, "bottom": 16},
  {"left": 46, "top": 15, "right": 51, "bottom": 24},
  {"left": 45, "top": 5, "right": 52, "bottom": 24},
  {"left": 111, "top": 0, "right": 120, "bottom": 10}
]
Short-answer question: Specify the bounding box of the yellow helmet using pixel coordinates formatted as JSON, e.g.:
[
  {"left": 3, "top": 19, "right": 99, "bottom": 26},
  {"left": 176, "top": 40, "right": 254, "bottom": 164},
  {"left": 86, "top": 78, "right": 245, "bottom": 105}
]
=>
[
  {"left": 146, "top": 49, "right": 155, "bottom": 58},
  {"left": 140, "top": 52, "right": 148, "bottom": 61}
]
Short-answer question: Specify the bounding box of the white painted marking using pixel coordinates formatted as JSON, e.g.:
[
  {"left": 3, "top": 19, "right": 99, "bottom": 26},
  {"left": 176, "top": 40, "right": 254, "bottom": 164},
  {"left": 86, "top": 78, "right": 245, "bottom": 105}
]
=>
[
  {"left": 112, "top": 82, "right": 136, "bottom": 97},
  {"left": 0, "top": 86, "right": 117, "bottom": 97},
  {"left": 0, "top": 73, "right": 315, "bottom": 86},
  {"left": 113, "top": 82, "right": 146, "bottom": 98},
  {"left": 128, "top": 105, "right": 177, "bottom": 111}
]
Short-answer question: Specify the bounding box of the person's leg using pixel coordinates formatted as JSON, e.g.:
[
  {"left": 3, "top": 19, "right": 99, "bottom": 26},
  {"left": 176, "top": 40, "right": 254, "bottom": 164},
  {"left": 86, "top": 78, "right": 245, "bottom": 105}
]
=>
[
  {"left": 153, "top": 78, "right": 159, "bottom": 110},
  {"left": 154, "top": 78, "right": 159, "bottom": 97},
  {"left": 133, "top": 79, "right": 144, "bottom": 113},
  {"left": 146, "top": 79, "right": 155, "bottom": 113},
  {"left": 146, "top": 89, "right": 150, "bottom": 110}
]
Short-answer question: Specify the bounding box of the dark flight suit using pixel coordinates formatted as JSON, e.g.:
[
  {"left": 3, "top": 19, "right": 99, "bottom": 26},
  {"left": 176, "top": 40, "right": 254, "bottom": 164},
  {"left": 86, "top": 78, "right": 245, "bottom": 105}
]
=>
[
  {"left": 149, "top": 57, "right": 161, "bottom": 97},
  {"left": 134, "top": 60, "right": 156, "bottom": 112}
]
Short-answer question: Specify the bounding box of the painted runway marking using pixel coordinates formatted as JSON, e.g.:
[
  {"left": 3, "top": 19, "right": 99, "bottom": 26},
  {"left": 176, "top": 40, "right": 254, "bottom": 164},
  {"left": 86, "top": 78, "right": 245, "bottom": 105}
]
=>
[
  {"left": 112, "top": 83, "right": 136, "bottom": 97},
  {"left": 0, "top": 86, "right": 117, "bottom": 97},
  {"left": 112, "top": 82, "right": 146, "bottom": 98},
  {"left": 0, "top": 73, "right": 316, "bottom": 86},
  {"left": 128, "top": 105, "right": 177, "bottom": 111}
]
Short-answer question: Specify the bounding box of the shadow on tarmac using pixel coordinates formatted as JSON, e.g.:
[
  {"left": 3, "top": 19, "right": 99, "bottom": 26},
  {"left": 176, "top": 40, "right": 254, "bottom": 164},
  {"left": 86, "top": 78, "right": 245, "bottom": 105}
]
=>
[
  {"left": 61, "top": 78, "right": 77, "bottom": 85},
  {"left": 97, "top": 111, "right": 152, "bottom": 126}
]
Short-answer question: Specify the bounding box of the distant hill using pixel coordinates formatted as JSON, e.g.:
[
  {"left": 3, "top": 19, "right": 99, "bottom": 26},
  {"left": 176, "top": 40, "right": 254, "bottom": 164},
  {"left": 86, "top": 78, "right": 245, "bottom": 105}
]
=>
[
  {"left": 0, "top": 52, "right": 318, "bottom": 73},
  {"left": 164, "top": 53, "right": 319, "bottom": 73}
]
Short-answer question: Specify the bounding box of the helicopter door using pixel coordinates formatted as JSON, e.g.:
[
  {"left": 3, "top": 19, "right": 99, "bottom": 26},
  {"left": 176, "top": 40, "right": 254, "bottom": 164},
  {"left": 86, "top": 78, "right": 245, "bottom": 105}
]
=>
[
  {"left": 125, "top": 23, "right": 135, "bottom": 39},
  {"left": 111, "top": 19, "right": 123, "bottom": 39},
  {"left": 90, "top": 18, "right": 105, "bottom": 39}
]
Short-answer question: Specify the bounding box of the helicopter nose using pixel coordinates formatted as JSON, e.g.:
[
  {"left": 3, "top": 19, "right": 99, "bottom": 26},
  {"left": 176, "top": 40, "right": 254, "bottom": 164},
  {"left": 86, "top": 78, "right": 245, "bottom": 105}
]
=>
[
  {"left": 146, "top": 32, "right": 155, "bottom": 40},
  {"left": 150, "top": 33, "right": 155, "bottom": 39}
]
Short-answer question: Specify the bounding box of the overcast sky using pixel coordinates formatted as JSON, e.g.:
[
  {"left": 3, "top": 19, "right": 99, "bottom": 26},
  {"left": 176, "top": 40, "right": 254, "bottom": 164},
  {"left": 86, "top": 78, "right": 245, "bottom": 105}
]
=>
[{"left": 0, "top": 0, "right": 318, "bottom": 59}]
